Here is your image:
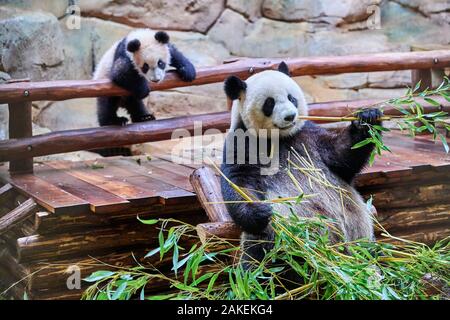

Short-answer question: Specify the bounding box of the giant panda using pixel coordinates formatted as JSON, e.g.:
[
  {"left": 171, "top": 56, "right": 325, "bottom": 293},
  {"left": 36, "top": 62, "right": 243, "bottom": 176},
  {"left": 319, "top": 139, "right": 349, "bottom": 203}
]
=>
[
  {"left": 93, "top": 29, "right": 196, "bottom": 126},
  {"left": 220, "top": 62, "right": 382, "bottom": 268}
]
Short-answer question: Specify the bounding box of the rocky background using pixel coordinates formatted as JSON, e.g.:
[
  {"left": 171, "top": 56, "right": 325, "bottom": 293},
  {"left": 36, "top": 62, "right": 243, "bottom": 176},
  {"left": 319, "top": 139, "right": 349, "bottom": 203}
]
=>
[{"left": 0, "top": 0, "right": 449, "bottom": 145}]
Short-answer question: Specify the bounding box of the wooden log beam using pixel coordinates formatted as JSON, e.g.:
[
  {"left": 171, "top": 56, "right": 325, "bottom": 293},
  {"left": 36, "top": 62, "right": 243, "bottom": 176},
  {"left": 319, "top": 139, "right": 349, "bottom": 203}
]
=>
[
  {"left": 0, "top": 199, "right": 37, "bottom": 235},
  {"left": 196, "top": 222, "right": 241, "bottom": 245},
  {"left": 16, "top": 214, "right": 207, "bottom": 263},
  {"left": 189, "top": 166, "right": 231, "bottom": 223},
  {"left": 1, "top": 97, "right": 449, "bottom": 162},
  {"left": 0, "top": 50, "right": 449, "bottom": 104}
]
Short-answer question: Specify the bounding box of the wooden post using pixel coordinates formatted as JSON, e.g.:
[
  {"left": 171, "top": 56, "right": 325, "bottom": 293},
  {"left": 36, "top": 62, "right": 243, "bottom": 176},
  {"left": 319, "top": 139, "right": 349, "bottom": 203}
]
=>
[
  {"left": 189, "top": 166, "right": 232, "bottom": 223},
  {"left": 8, "top": 101, "right": 33, "bottom": 174},
  {"left": 411, "top": 69, "right": 432, "bottom": 91}
]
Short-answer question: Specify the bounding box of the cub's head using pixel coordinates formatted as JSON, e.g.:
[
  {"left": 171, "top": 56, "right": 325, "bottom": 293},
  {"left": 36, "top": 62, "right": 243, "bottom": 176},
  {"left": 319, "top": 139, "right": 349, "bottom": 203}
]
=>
[
  {"left": 125, "top": 29, "right": 171, "bottom": 83},
  {"left": 224, "top": 62, "right": 308, "bottom": 137}
]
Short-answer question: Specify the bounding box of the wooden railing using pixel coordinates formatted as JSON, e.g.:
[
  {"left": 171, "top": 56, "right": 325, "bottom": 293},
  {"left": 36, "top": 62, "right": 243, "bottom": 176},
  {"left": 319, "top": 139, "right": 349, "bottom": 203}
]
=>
[{"left": 0, "top": 50, "right": 449, "bottom": 174}]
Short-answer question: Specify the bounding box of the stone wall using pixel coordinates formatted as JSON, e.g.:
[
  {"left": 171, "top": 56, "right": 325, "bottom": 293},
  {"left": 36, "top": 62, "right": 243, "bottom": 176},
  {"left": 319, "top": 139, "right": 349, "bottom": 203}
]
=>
[{"left": 0, "top": 0, "right": 449, "bottom": 139}]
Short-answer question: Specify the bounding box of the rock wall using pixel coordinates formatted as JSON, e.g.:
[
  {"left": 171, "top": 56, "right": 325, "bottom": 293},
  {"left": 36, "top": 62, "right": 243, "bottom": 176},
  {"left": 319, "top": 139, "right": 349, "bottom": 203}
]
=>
[{"left": 0, "top": 0, "right": 449, "bottom": 138}]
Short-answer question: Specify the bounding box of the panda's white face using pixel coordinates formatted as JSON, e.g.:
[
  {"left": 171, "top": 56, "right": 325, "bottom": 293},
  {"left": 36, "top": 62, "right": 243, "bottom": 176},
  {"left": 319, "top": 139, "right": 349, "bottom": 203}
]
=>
[
  {"left": 236, "top": 70, "right": 308, "bottom": 137},
  {"left": 126, "top": 30, "right": 170, "bottom": 83}
]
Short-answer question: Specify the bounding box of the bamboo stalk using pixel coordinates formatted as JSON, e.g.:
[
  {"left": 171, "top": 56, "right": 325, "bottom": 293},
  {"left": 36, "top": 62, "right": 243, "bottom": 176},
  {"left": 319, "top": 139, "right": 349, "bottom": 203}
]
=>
[{"left": 298, "top": 115, "right": 398, "bottom": 122}]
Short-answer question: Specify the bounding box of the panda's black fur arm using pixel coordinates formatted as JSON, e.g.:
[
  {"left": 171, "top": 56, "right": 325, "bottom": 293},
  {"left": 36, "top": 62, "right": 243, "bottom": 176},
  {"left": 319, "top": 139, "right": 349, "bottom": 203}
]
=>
[
  {"left": 315, "top": 108, "right": 383, "bottom": 183},
  {"left": 220, "top": 167, "right": 273, "bottom": 235},
  {"left": 220, "top": 122, "right": 273, "bottom": 235},
  {"left": 111, "top": 38, "right": 150, "bottom": 99},
  {"left": 168, "top": 44, "right": 196, "bottom": 82}
]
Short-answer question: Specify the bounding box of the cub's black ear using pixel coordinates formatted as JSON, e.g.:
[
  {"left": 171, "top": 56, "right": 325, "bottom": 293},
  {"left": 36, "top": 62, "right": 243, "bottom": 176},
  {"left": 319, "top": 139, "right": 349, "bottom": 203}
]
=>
[
  {"left": 224, "top": 76, "right": 246, "bottom": 100},
  {"left": 155, "top": 31, "right": 170, "bottom": 44},
  {"left": 278, "top": 61, "right": 290, "bottom": 76},
  {"left": 127, "top": 39, "right": 141, "bottom": 52}
]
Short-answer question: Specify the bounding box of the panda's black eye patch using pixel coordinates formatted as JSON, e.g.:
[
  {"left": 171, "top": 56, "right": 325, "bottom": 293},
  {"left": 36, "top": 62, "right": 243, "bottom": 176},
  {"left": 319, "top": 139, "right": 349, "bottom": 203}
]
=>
[
  {"left": 158, "top": 60, "right": 166, "bottom": 69},
  {"left": 288, "top": 94, "right": 298, "bottom": 107},
  {"left": 142, "top": 63, "right": 150, "bottom": 74},
  {"left": 262, "top": 97, "right": 275, "bottom": 117}
]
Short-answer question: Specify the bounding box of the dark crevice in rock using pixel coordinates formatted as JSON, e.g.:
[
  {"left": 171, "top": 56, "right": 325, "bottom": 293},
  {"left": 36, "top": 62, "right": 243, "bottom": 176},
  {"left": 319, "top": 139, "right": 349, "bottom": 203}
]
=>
[
  {"left": 224, "top": 6, "right": 252, "bottom": 24},
  {"left": 390, "top": 0, "right": 429, "bottom": 18},
  {"left": 32, "top": 61, "right": 63, "bottom": 70}
]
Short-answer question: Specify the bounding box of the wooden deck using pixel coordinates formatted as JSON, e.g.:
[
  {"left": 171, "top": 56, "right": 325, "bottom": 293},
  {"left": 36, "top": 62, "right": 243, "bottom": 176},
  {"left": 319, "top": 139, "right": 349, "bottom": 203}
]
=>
[
  {"left": 0, "top": 130, "right": 450, "bottom": 299},
  {"left": 1, "top": 131, "right": 449, "bottom": 216}
]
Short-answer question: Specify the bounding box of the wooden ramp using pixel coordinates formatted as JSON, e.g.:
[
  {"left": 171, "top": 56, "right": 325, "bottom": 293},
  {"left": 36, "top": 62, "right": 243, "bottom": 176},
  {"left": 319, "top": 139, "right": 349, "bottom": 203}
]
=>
[{"left": 0, "top": 130, "right": 450, "bottom": 299}]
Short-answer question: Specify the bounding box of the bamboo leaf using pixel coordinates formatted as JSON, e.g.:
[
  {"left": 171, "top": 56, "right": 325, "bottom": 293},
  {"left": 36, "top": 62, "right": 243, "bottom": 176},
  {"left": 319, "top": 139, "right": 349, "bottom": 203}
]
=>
[{"left": 351, "top": 139, "right": 373, "bottom": 149}]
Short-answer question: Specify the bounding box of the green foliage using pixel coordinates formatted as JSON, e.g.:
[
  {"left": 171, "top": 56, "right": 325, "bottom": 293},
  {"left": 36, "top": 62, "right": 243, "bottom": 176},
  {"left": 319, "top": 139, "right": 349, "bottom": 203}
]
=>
[
  {"left": 82, "top": 215, "right": 449, "bottom": 300},
  {"left": 352, "top": 77, "right": 450, "bottom": 165}
]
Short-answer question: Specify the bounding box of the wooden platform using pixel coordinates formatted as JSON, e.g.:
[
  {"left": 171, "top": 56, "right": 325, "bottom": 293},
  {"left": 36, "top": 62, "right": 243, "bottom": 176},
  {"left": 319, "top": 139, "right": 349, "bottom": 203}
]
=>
[{"left": 0, "top": 130, "right": 450, "bottom": 299}]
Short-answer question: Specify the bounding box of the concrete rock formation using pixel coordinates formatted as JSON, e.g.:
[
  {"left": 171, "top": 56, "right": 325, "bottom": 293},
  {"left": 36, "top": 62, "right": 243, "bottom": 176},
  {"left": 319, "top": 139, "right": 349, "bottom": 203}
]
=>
[{"left": 0, "top": 0, "right": 448, "bottom": 148}]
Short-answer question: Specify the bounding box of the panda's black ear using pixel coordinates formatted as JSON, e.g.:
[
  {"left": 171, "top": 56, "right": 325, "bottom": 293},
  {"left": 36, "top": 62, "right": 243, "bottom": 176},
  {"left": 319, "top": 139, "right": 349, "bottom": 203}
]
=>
[
  {"left": 155, "top": 31, "right": 170, "bottom": 44},
  {"left": 278, "top": 61, "right": 291, "bottom": 76},
  {"left": 224, "top": 76, "right": 246, "bottom": 100},
  {"left": 127, "top": 39, "right": 141, "bottom": 53}
]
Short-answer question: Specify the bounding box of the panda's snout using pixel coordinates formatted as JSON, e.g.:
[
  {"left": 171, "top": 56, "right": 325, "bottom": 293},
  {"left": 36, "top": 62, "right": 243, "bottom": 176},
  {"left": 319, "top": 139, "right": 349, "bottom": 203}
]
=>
[{"left": 284, "top": 114, "right": 296, "bottom": 122}]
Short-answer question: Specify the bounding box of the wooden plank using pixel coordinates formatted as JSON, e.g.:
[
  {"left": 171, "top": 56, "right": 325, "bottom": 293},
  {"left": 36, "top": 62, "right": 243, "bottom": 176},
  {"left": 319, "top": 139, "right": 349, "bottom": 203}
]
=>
[
  {"left": 377, "top": 203, "right": 450, "bottom": 232},
  {"left": 112, "top": 157, "right": 195, "bottom": 192},
  {"left": 1, "top": 50, "right": 449, "bottom": 104},
  {"left": 0, "top": 172, "right": 89, "bottom": 214},
  {"left": 76, "top": 158, "right": 197, "bottom": 205},
  {"left": 0, "top": 199, "right": 37, "bottom": 235},
  {"left": 378, "top": 225, "right": 450, "bottom": 245},
  {"left": 34, "top": 164, "right": 131, "bottom": 214},
  {"left": 363, "top": 183, "right": 450, "bottom": 210},
  {"left": 35, "top": 205, "right": 204, "bottom": 235},
  {"left": 2, "top": 96, "right": 450, "bottom": 162},
  {"left": 0, "top": 247, "right": 180, "bottom": 292},
  {"left": 46, "top": 161, "right": 161, "bottom": 206},
  {"left": 16, "top": 214, "right": 207, "bottom": 262},
  {"left": 8, "top": 102, "right": 33, "bottom": 174}
]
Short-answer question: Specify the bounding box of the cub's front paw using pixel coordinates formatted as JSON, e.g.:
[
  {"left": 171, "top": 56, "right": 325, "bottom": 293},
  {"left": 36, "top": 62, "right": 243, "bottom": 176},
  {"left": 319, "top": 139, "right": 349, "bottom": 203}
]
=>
[
  {"left": 111, "top": 116, "right": 129, "bottom": 126},
  {"left": 177, "top": 66, "right": 196, "bottom": 82},
  {"left": 243, "top": 202, "right": 273, "bottom": 235},
  {"left": 133, "top": 113, "right": 156, "bottom": 123},
  {"left": 357, "top": 108, "right": 383, "bottom": 125}
]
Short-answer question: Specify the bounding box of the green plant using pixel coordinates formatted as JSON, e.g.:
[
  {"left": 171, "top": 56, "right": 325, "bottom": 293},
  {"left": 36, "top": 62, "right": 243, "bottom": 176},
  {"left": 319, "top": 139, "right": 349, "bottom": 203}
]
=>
[
  {"left": 352, "top": 77, "right": 450, "bottom": 165},
  {"left": 82, "top": 213, "right": 449, "bottom": 300}
]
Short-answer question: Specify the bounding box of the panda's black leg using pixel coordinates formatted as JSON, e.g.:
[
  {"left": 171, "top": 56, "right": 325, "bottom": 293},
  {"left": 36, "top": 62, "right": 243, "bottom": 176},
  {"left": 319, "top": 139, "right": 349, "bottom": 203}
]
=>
[
  {"left": 123, "top": 96, "right": 155, "bottom": 123},
  {"left": 97, "top": 96, "right": 128, "bottom": 126}
]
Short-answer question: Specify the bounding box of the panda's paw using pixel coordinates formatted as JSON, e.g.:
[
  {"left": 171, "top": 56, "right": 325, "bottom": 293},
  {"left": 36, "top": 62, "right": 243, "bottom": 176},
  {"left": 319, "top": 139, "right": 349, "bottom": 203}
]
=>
[
  {"left": 134, "top": 113, "right": 156, "bottom": 123},
  {"left": 112, "top": 116, "right": 129, "bottom": 126},
  {"left": 177, "top": 66, "right": 196, "bottom": 82},
  {"left": 357, "top": 108, "right": 383, "bottom": 125}
]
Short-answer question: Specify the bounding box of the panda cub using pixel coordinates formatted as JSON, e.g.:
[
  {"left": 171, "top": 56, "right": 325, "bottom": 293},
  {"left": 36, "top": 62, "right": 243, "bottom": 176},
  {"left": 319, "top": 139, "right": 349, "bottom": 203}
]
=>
[
  {"left": 221, "top": 62, "right": 382, "bottom": 267},
  {"left": 93, "top": 29, "right": 196, "bottom": 126}
]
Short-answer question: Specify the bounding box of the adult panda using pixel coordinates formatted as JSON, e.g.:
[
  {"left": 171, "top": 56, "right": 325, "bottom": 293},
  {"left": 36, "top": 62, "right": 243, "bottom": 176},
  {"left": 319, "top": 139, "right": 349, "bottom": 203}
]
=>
[
  {"left": 93, "top": 29, "right": 196, "bottom": 126},
  {"left": 221, "top": 62, "right": 382, "bottom": 268}
]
